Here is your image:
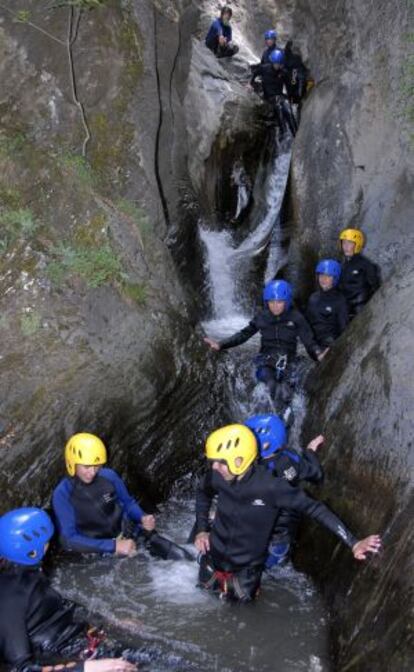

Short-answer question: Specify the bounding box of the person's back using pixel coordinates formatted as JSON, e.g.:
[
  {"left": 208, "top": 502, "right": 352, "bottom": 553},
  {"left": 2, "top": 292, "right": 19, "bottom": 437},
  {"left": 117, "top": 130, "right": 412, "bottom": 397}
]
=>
[{"left": 0, "top": 567, "right": 83, "bottom": 668}]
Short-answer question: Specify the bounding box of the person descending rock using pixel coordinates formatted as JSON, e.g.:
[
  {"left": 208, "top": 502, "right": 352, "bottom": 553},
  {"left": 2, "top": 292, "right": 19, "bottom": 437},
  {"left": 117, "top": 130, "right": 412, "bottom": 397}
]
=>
[
  {"left": 205, "top": 6, "right": 239, "bottom": 59},
  {"left": 261, "top": 29, "right": 278, "bottom": 64},
  {"left": 0, "top": 507, "right": 138, "bottom": 672},
  {"left": 52, "top": 433, "right": 191, "bottom": 561},
  {"left": 306, "top": 259, "right": 349, "bottom": 348},
  {"left": 194, "top": 424, "right": 381, "bottom": 603},
  {"left": 204, "top": 279, "right": 327, "bottom": 408},
  {"left": 283, "top": 40, "right": 309, "bottom": 111},
  {"left": 245, "top": 414, "right": 324, "bottom": 567},
  {"left": 249, "top": 49, "right": 297, "bottom": 137},
  {"left": 338, "top": 228, "right": 380, "bottom": 318}
]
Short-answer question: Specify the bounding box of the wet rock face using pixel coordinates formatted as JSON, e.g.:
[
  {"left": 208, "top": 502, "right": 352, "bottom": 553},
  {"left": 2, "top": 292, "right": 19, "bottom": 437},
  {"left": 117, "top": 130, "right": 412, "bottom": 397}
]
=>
[
  {"left": 297, "top": 264, "right": 414, "bottom": 671},
  {"left": 286, "top": 0, "right": 414, "bottom": 296},
  {"left": 279, "top": 0, "right": 414, "bottom": 668},
  {"left": 0, "top": 0, "right": 227, "bottom": 507}
]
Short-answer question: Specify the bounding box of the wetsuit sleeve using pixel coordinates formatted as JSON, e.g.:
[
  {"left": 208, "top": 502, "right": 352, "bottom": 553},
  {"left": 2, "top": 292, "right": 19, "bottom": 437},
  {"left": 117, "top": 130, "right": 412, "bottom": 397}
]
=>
[
  {"left": 104, "top": 469, "right": 145, "bottom": 523},
  {"left": 295, "top": 311, "right": 323, "bottom": 359},
  {"left": 366, "top": 259, "right": 380, "bottom": 294},
  {"left": 250, "top": 64, "right": 263, "bottom": 85},
  {"left": 219, "top": 318, "right": 259, "bottom": 350},
  {"left": 52, "top": 482, "right": 116, "bottom": 554},
  {"left": 337, "top": 295, "right": 349, "bottom": 333},
  {"left": 298, "top": 449, "right": 324, "bottom": 484},
  {"left": 0, "top": 597, "right": 84, "bottom": 672},
  {"left": 271, "top": 479, "right": 358, "bottom": 548},
  {"left": 195, "top": 472, "right": 217, "bottom": 533}
]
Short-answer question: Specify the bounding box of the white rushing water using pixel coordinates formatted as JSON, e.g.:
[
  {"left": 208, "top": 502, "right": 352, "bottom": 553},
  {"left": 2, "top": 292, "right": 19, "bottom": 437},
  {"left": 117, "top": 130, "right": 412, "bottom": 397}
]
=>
[{"left": 199, "top": 146, "right": 291, "bottom": 336}]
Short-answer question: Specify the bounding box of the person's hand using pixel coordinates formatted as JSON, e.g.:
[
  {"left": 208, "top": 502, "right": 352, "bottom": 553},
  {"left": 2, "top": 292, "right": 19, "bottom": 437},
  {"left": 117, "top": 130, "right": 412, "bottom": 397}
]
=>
[
  {"left": 204, "top": 337, "right": 221, "bottom": 351},
  {"left": 85, "top": 658, "right": 137, "bottom": 672},
  {"left": 352, "top": 535, "right": 382, "bottom": 560},
  {"left": 141, "top": 514, "right": 156, "bottom": 532},
  {"left": 317, "top": 348, "right": 329, "bottom": 361},
  {"left": 115, "top": 538, "right": 137, "bottom": 557},
  {"left": 194, "top": 532, "right": 210, "bottom": 554},
  {"left": 307, "top": 435, "right": 324, "bottom": 452}
]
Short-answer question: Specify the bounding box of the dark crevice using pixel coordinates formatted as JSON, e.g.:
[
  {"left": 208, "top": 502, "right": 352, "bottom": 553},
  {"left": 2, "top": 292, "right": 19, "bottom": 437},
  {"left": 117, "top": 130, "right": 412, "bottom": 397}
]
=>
[
  {"left": 168, "top": 12, "right": 182, "bottom": 126},
  {"left": 153, "top": 7, "right": 171, "bottom": 227}
]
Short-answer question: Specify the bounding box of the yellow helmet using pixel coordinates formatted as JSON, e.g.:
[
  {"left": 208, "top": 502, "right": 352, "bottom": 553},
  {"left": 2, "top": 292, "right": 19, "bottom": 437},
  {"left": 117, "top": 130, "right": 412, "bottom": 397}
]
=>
[
  {"left": 65, "top": 433, "right": 107, "bottom": 477},
  {"left": 205, "top": 424, "right": 258, "bottom": 476},
  {"left": 339, "top": 228, "right": 365, "bottom": 254}
]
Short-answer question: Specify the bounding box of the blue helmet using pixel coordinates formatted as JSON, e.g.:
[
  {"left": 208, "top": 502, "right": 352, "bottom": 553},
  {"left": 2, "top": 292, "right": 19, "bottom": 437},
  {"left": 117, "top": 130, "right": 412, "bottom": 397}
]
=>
[
  {"left": 263, "top": 279, "right": 293, "bottom": 308},
  {"left": 245, "top": 414, "right": 287, "bottom": 458},
  {"left": 315, "top": 259, "right": 342, "bottom": 286},
  {"left": 0, "top": 508, "right": 54, "bottom": 566},
  {"left": 265, "top": 30, "right": 277, "bottom": 41},
  {"left": 269, "top": 49, "right": 284, "bottom": 65}
]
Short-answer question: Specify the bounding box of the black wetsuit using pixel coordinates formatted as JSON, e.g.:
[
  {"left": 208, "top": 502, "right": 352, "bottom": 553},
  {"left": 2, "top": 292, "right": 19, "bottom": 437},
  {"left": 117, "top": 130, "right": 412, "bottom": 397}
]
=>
[
  {"left": 219, "top": 307, "right": 322, "bottom": 398},
  {"left": 265, "top": 448, "right": 324, "bottom": 543},
  {"left": 260, "top": 45, "right": 277, "bottom": 64},
  {"left": 0, "top": 566, "right": 85, "bottom": 672},
  {"left": 306, "top": 288, "right": 349, "bottom": 347},
  {"left": 283, "top": 46, "right": 308, "bottom": 104},
  {"left": 339, "top": 254, "right": 380, "bottom": 317},
  {"left": 195, "top": 464, "right": 357, "bottom": 600},
  {"left": 250, "top": 63, "right": 290, "bottom": 100}
]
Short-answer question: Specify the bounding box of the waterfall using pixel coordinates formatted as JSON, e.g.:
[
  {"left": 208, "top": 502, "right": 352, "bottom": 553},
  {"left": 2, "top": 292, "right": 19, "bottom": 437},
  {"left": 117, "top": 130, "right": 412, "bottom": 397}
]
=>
[{"left": 199, "top": 146, "right": 291, "bottom": 338}]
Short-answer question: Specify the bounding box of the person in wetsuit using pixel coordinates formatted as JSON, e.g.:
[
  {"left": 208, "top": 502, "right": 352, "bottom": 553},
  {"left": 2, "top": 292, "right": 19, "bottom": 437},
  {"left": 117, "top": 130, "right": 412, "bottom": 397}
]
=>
[
  {"left": 194, "top": 424, "right": 382, "bottom": 602},
  {"left": 306, "top": 259, "right": 349, "bottom": 348},
  {"left": 261, "top": 29, "right": 278, "bottom": 64},
  {"left": 204, "top": 279, "right": 327, "bottom": 403},
  {"left": 245, "top": 414, "right": 324, "bottom": 566},
  {"left": 249, "top": 49, "right": 297, "bottom": 137},
  {"left": 338, "top": 228, "right": 380, "bottom": 318},
  {"left": 283, "top": 40, "right": 309, "bottom": 109},
  {"left": 0, "top": 507, "right": 137, "bottom": 672},
  {"left": 205, "top": 6, "right": 239, "bottom": 58},
  {"left": 52, "top": 433, "right": 191, "bottom": 561}
]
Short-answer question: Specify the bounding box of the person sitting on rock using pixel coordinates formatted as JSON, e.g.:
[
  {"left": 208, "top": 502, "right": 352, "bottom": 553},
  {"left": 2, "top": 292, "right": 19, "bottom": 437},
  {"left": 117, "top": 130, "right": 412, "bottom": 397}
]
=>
[
  {"left": 261, "top": 29, "right": 278, "bottom": 64},
  {"left": 204, "top": 279, "right": 328, "bottom": 405},
  {"left": 205, "top": 6, "right": 239, "bottom": 59},
  {"left": 338, "top": 228, "right": 380, "bottom": 318},
  {"left": 0, "top": 507, "right": 138, "bottom": 672},
  {"left": 52, "top": 433, "right": 191, "bottom": 561},
  {"left": 249, "top": 49, "right": 297, "bottom": 136},
  {"left": 306, "top": 259, "right": 349, "bottom": 348},
  {"left": 245, "top": 414, "right": 324, "bottom": 567},
  {"left": 194, "top": 424, "right": 382, "bottom": 602}
]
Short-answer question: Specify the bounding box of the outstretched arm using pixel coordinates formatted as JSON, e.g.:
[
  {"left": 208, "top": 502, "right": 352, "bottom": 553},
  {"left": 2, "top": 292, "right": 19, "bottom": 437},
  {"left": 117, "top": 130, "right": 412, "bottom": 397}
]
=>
[
  {"left": 272, "top": 479, "right": 381, "bottom": 558},
  {"left": 205, "top": 318, "right": 259, "bottom": 352}
]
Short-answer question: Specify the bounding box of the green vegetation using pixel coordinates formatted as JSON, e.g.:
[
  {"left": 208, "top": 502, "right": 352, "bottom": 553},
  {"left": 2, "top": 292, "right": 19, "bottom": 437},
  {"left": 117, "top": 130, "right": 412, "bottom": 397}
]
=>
[
  {"left": 47, "top": 242, "right": 123, "bottom": 288},
  {"left": 20, "top": 311, "right": 41, "bottom": 337},
  {"left": 15, "top": 10, "right": 31, "bottom": 23},
  {"left": 0, "top": 132, "right": 27, "bottom": 157},
  {"left": 58, "top": 152, "right": 96, "bottom": 189},
  {"left": 116, "top": 199, "right": 152, "bottom": 235},
  {"left": 122, "top": 282, "right": 147, "bottom": 305},
  {"left": 0, "top": 208, "right": 38, "bottom": 254}
]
